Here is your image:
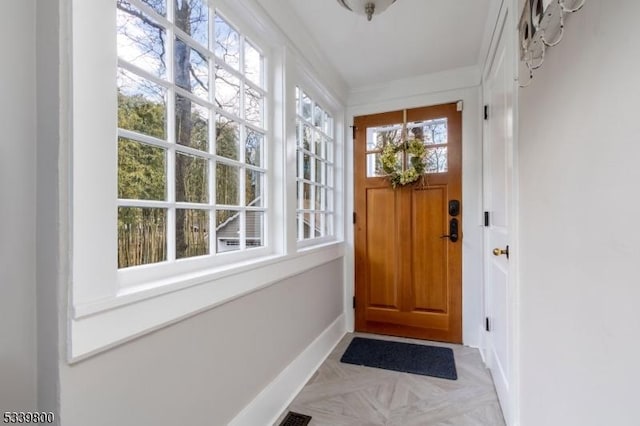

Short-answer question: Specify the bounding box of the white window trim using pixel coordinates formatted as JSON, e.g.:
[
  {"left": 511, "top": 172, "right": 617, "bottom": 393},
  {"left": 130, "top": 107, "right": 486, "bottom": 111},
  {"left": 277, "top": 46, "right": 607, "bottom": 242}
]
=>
[
  {"left": 293, "top": 76, "right": 343, "bottom": 249},
  {"left": 67, "top": 0, "right": 345, "bottom": 362}
]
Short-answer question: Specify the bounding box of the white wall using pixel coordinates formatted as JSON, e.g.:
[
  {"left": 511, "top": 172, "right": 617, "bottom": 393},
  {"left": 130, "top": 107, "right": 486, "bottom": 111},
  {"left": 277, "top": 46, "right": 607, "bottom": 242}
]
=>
[
  {"left": 517, "top": 1, "right": 640, "bottom": 425},
  {"left": 36, "top": 0, "right": 62, "bottom": 418},
  {"left": 345, "top": 72, "right": 485, "bottom": 348},
  {"left": 59, "top": 260, "right": 343, "bottom": 426},
  {"left": 0, "top": 0, "right": 38, "bottom": 414}
]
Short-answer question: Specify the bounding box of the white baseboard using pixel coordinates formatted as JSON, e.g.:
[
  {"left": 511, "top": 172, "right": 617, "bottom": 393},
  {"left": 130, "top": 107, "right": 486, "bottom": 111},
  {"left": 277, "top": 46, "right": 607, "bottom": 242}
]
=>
[{"left": 229, "top": 314, "right": 346, "bottom": 426}]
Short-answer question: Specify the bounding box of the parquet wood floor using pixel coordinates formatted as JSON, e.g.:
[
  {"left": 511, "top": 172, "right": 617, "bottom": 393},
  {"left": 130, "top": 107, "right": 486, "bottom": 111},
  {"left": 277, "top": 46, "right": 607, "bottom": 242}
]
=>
[{"left": 275, "top": 333, "right": 505, "bottom": 426}]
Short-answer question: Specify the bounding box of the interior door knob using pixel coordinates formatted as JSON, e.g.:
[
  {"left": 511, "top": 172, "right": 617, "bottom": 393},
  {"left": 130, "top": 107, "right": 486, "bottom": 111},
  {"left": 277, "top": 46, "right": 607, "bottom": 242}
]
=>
[{"left": 492, "top": 246, "right": 509, "bottom": 259}]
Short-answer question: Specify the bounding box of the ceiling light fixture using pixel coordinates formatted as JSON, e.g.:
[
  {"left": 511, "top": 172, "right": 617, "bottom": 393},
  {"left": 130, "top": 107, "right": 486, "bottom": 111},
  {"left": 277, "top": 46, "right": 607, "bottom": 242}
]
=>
[{"left": 337, "top": 0, "right": 397, "bottom": 22}]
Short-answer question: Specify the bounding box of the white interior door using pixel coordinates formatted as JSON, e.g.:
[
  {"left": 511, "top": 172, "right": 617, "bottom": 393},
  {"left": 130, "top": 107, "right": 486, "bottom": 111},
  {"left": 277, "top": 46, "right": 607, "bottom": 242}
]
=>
[{"left": 483, "top": 6, "right": 515, "bottom": 424}]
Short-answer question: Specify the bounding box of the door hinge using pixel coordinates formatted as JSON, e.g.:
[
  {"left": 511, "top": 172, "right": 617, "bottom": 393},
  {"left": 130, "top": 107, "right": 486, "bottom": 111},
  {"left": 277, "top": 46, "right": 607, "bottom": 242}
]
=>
[
  {"left": 484, "top": 105, "right": 489, "bottom": 120},
  {"left": 353, "top": 212, "right": 356, "bottom": 224},
  {"left": 484, "top": 211, "right": 490, "bottom": 227},
  {"left": 353, "top": 296, "right": 356, "bottom": 309},
  {"left": 485, "top": 317, "right": 491, "bottom": 332},
  {"left": 351, "top": 125, "right": 357, "bottom": 140},
  {"left": 456, "top": 100, "right": 463, "bottom": 111}
]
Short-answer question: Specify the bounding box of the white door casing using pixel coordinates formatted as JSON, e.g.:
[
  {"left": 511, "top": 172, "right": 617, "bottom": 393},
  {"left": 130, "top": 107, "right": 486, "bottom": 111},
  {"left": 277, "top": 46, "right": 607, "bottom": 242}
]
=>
[{"left": 483, "top": 2, "right": 516, "bottom": 423}]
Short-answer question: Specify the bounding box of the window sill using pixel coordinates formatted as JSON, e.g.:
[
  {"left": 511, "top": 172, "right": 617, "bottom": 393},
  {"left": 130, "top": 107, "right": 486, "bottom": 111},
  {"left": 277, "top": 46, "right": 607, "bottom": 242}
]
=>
[{"left": 68, "top": 241, "right": 345, "bottom": 362}]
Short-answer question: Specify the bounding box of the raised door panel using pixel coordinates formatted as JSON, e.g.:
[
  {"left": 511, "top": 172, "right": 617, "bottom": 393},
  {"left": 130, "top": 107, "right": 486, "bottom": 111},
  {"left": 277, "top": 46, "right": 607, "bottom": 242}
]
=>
[
  {"left": 366, "top": 187, "right": 398, "bottom": 309},
  {"left": 411, "top": 186, "right": 448, "bottom": 313}
]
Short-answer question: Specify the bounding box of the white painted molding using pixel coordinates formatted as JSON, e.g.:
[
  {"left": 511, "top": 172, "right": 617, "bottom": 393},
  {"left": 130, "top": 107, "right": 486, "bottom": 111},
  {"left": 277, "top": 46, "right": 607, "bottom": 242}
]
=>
[
  {"left": 69, "top": 244, "right": 345, "bottom": 362},
  {"left": 229, "top": 314, "right": 347, "bottom": 426},
  {"left": 348, "top": 65, "right": 481, "bottom": 107},
  {"left": 478, "top": 0, "right": 506, "bottom": 71}
]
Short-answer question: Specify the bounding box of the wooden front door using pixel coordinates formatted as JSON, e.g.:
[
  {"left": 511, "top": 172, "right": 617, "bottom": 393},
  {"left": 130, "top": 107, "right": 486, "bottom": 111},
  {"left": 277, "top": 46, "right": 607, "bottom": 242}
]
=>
[{"left": 354, "top": 102, "right": 462, "bottom": 343}]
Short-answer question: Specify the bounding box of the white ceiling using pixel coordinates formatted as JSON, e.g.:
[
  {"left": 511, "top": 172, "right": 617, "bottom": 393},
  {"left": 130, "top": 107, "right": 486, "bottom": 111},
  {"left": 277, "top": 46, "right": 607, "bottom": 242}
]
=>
[{"left": 270, "top": 0, "right": 493, "bottom": 89}]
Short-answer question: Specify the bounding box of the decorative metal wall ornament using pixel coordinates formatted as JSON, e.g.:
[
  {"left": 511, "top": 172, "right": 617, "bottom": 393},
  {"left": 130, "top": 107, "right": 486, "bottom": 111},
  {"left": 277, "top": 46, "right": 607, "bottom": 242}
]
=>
[
  {"left": 337, "top": 0, "right": 397, "bottom": 21},
  {"left": 518, "top": 0, "right": 586, "bottom": 87}
]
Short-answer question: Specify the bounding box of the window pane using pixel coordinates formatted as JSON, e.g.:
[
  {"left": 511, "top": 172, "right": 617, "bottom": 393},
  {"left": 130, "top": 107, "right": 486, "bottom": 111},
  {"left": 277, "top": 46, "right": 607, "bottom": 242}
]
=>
[
  {"left": 176, "top": 209, "right": 209, "bottom": 259},
  {"left": 118, "top": 207, "right": 167, "bottom": 268},
  {"left": 118, "top": 68, "right": 167, "bottom": 139},
  {"left": 366, "top": 152, "right": 384, "bottom": 177},
  {"left": 298, "top": 212, "right": 311, "bottom": 240},
  {"left": 216, "top": 163, "right": 239, "bottom": 205},
  {"left": 314, "top": 132, "right": 322, "bottom": 157},
  {"left": 300, "top": 152, "right": 311, "bottom": 181},
  {"left": 425, "top": 147, "right": 448, "bottom": 173},
  {"left": 215, "top": 66, "right": 240, "bottom": 117},
  {"left": 216, "top": 115, "right": 239, "bottom": 160},
  {"left": 117, "top": 1, "right": 167, "bottom": 78},
  {"left": 301, "top": 91, "right": 312, "bottom": 121},
  {"left": 118, "top": 138, "right": 166, "bottom": 200},
  {"left": 301, "top": 124, "right": 312, "bottom": 150},
  {"left": 324, "top": 214, "right": 333, "bottom": 237},
  {"left": 303, "top": 182, "right": 312, "bottom": 209},
  {"left": 244, "top": 41, "right": 263, "bottom": 87},
  {"left": 245, "top": 129, "right": 263, "bottom": 167},
  {"left": 368, "top": 124, "right": 402, "bottom": 151},
  {"left": 325, "top": 140, "right": 333, "bottom": 161},
  {"left": 214, "top": 15, "right": 239, "bottom": 70},
  {"left": 295, "top": 87, "right": 300, "bottom": 114},
  {"left": 314, "top": 214, "right": 321, "bottom": 238},
  {"left": 175, "top": 0, "right": 208, "bottom": 47},
  {"left": 409, "top": 118, "right": 448, "bottom": 145},
  {"left": 245, "top": 211, "right": 264, "bottom": 249},
  {"left": 176, "top": 153, "right": 208, "bottom": 203},
  {"left": 325, "top": 166, "right": 333, "bottom": 191},
  {"left": 314, "top": 104, "right": 323, "bottom": 128},
  {"left": 315, "top": 159, "right": 324, "bottom": 183},
  {"left": 175, "top": 38, "right": 209, "bottom": 100},
  {"left": 297, "top": 181, "right": 304, "bottom": 209},
  {"left": 314, "top": 185, "right": 324, "bottom": 210},
  {"left": 139, "top": 0, "right": 165, "bottom": 16},
  {"left": 245, "top": 170, "right": 263, "bottom": 207},
  {"left": 245, "top": 87, "right": 263, "bottom": 127},
  {"left": 216, "top": 209, "right": 240, "bottom": 252},
  {"left": 323, "top": 112, "right": 332, "bottom": 135},
  {"left": 175, "top": 94, "right": 209, "bottom": 151}
]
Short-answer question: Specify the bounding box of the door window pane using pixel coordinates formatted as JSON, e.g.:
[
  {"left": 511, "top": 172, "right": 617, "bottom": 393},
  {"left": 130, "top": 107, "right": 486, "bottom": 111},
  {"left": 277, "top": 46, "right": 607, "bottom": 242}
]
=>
[{"left": 425, "top": 147, "right": 448, "bottom": 173}]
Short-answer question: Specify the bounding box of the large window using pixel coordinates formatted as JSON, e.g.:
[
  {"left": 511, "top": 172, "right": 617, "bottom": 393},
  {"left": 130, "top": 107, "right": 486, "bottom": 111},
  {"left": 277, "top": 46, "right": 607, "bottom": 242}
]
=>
[
  {"left": 295, "top": 87, "right": 334, "bottom": 242},
  {"left": 68, "top": 0, "right": 343, "bottom": 360},
  {"left": 116, "top": 0, "right": 267, "bottom": 268}
]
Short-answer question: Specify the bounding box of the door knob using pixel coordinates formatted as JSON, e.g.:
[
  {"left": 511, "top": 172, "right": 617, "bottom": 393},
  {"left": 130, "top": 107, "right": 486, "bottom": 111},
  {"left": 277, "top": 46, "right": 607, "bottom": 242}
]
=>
[{"left": 492, "top": 246, "right": 509, "bottom": 259}]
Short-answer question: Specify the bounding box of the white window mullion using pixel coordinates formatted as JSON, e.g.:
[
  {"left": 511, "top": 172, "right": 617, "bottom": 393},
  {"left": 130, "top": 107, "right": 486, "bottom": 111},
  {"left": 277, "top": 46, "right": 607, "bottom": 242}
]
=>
[{"left": 166, "top": 11, "right": 177, "bottom": 262}]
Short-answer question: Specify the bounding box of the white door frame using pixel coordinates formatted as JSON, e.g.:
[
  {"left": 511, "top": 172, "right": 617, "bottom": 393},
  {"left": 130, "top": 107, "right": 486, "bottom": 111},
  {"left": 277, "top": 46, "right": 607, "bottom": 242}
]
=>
[{"left": 481, "top": 0, "right": 520, "bottom": 424}]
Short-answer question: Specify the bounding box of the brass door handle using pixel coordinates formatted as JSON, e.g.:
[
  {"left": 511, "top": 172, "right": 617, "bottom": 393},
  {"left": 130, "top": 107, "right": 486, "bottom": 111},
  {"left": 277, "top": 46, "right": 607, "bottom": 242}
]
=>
[{"left": 493, "top": 246, "right": 509, "bottom": 259}]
